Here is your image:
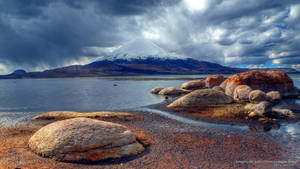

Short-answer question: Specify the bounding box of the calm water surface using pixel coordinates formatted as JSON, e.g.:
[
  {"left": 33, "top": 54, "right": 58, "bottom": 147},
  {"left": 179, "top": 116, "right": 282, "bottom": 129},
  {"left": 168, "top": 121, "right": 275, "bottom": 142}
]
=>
[{"left": 0, "top": 74, "right": 299, "bottom": 127}]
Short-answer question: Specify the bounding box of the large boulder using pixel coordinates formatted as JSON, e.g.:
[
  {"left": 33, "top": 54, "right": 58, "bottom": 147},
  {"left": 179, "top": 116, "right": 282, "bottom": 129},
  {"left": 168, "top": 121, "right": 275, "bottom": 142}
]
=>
[
  {"left": 220, "top": 70, "right": 294, "bottom": 97},
  {"left": 266, "top": 91, "right": 281, "bottom": 102},
  {"left": 151, "top": 87, "right": 164, "bottom": 94},
  {"left": 158, "top": 87, "right": 190, "bottom": 96},
  {"left": 233, "top": 85, "right": 252, "bottom": 102},
  {"left": 205, "top": 74, "right": 225, "bottom": 88},
  {"left": 28, "top": 118, "right": 145, "bottom": 162},
  {"left": 181, "top": 80, "right": 206, "bottom": 90},
  {"left": 168, "top": 89, "right": 233, "bottom": 108},
  {"left": 249, "top": 90, "right": 267, "bottom": 103}
]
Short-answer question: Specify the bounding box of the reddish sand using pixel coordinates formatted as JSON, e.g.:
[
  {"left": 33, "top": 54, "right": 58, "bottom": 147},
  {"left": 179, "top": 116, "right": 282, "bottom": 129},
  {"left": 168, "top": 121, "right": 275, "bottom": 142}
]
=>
[{"left": 0, "top": 111, "right": 298, "bottom": 169}]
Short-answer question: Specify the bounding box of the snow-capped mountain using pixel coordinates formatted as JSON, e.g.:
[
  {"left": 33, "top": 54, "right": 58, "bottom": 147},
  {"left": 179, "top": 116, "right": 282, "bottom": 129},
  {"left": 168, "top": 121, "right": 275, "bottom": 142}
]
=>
[
  {"left": 0, "top": 38, "right": 251, "bottom": 78},
  {"left": 107, "top": 38, "right": 185, "bottom": 60}
]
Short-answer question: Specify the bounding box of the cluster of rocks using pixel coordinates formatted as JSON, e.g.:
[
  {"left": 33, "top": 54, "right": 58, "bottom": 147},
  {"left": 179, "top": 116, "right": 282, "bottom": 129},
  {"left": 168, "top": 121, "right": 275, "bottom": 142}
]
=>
[
  {"left": 151, "top": 74, "right": 225, "bottom": 96},
  {"left": 151, "top": 71, "right": 299, "bottom": 120},
  {"left": 28, "top": 118, "right": 145, "bottom": 162}
]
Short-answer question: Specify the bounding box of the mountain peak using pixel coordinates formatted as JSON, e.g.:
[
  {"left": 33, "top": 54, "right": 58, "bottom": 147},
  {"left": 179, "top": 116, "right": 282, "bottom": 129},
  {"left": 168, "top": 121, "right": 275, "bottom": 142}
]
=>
[{"left": 107, "top": 38, "right": 185, "bottom": 60}]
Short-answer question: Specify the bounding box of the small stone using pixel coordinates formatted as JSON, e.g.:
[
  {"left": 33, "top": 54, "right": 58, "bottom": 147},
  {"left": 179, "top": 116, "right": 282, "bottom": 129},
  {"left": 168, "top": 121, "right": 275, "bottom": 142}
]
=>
[
  {"left": 181, "top": 80, "right": 206, "bottom": 90},
  {"left": 266, "top": 91, "right": 281, "bottom": 102},
  {"left": 205, "top": 74, "right": 225, "bottom": 88},
  {"left": 254, "top": 101, "right": 272, "bottom": 116},
  {"left": 249, "top": 90, "right": 267, "bottom": 103},
  {"left": 151, "top": 87, "right": 164, "bottom": 94},
  {"left": 233, "top": 85, "right": 252, "bottom": 102},
  {"left": 158, "top": 87, "right": 190, "bottom": 96},
  {"left": 248, "top": 112, "right": 260, "bottom": 118}
]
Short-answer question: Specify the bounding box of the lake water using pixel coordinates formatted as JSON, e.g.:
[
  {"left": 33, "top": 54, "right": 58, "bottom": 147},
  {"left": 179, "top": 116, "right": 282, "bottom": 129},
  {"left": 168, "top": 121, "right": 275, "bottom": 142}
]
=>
[{"left": 0, "top": 74, "right": 300, "bottom": 127}]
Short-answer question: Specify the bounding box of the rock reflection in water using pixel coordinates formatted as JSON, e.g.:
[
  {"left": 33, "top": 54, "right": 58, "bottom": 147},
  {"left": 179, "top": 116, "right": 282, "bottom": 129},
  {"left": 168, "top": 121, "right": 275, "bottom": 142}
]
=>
[{"left": 248, "top": 123, "right": 280, "bottom": 133}]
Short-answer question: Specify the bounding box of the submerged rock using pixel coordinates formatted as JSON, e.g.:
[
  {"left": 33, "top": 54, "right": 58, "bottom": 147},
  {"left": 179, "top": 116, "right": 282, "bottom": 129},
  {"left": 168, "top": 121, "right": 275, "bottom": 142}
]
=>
[
  {"left": 272, "top": 108, "right": 296, "bottom": 118},
  {"left": 32, "top": 111, "right": 135, "bottom": 120},
  {"left": 151, "top": 87, "right": 164, "bottom": 94},
  {"left": 233, "top": 85, "right": 252, "bottom": 102},
  {"left": 205, "top": 74, "right": 225, "bottom": 88},
  {"left": 249, "top": 90, "right": 267, "bottom": 103},
  {"left": 266, "top": 91, "right": 281, "bottom": 102},
  {"left": 220, "top": 70, "right": 295, "bottom": 97},
  {"left": 28, "top": 118, "right": 145, "bottom": 162},
  {"left": 248, "top": 124, "right": 272, "bottom": 133},
  {"left": 181, "top": 80, "right": 206, "bottom": 90},
  {"left": 254, "top": 101, "right": 272, "bottom": 116},
  {"left": 245, "top": 101, "right": 272, "bottom": 117},
  {"left": 159, "top": 87, "right": 190, "bottom": 96},
  {"left": 168, "top": 89, "right": 233, "bottom": 108}
]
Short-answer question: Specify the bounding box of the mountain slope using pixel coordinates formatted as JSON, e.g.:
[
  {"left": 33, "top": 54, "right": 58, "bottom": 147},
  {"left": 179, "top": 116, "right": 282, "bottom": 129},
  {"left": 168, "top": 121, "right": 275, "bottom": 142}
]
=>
[
  {"left": 0, "top": 38, "right": 297, "bottom": 79},
  {"left": 0, "top": 57, "right": 245, "bottom": 79},
  {"left": 108, "top": 38, "right": 184, "bottom": 60}
]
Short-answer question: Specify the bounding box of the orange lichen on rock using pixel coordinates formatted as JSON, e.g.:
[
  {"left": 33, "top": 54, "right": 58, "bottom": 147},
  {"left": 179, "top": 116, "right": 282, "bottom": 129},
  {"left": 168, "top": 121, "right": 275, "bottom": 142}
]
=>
[
  {"left": 220, "top": 70, "right": 295, "bottom": 97},
  {"left": 224, "top": 70, "right": 293, "bottom": 86},
  {"left": 205, "top": 74, "right": 225, "bottom": 88}
]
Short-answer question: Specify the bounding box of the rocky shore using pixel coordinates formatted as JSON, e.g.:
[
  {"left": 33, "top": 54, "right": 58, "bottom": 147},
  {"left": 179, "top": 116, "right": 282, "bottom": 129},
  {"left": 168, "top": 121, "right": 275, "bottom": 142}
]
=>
[{"left": 152, "top": 71, "right": 300, "bottom": 124}]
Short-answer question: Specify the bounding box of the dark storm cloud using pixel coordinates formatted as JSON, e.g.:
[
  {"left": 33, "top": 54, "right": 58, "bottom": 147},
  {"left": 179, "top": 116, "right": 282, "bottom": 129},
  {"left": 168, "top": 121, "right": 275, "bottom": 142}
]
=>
[
  {"left": 141, "top": 0, "right": 300, "bottom": 67},
  {"left": 92, "top": 0, "right": 181, "bottom": 15},
  {"left": 0, "top": 0, "right": 300, "bottom": 74},
  {"left": 0, "top": 0, "right": 180, "bottom": 73}
]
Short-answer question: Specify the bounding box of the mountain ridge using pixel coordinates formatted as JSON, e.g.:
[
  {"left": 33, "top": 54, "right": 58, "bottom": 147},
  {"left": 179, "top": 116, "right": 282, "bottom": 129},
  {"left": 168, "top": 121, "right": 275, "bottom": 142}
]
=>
[
  {"left": 0, "top": 38, "right": 298, "bottom": 79},
  {"left": 0, "top": 57, "right": 298, "bottom": 79}
]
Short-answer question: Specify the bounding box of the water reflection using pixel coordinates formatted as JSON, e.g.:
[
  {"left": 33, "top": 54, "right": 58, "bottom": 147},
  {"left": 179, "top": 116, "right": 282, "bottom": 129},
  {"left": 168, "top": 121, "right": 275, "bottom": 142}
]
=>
[{"left": 248, "top": 123, "right": 280, "bottom": 133}]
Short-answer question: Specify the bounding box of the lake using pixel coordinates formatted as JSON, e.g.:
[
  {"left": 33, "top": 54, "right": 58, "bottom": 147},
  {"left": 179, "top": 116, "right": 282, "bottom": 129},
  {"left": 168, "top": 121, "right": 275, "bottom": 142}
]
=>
[{"left": 0, "top": 74, "right": 300, "bottom": 127}]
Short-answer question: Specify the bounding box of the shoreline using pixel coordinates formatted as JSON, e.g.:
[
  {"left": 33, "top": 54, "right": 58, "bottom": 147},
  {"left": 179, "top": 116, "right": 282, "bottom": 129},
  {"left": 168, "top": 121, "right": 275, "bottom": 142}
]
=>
[{"left": 0, "top": 104, "right": 299, "bottom": 168}]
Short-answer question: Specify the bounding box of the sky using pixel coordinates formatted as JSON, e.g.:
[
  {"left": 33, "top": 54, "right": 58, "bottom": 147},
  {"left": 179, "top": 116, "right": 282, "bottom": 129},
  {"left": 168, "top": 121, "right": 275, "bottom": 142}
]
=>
[{"left": 0, "top": 0, "right": 300, "bottom": 74}]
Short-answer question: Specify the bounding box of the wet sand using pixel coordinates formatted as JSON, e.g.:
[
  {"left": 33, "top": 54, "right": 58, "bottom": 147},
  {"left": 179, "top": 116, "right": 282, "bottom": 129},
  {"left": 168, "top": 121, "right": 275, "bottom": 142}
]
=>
[{"left": 0, "top": 109, "right": 299, "bottom": 169}]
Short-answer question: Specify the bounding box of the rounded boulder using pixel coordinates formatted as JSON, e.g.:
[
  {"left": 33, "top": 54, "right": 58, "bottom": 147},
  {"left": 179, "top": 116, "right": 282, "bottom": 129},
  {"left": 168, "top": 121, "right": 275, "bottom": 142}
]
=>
[
  {"left": 28, "top": 118, "right": 145, "bottom": 162},
  {"left": 249, "top": 90, "right": 267, "bottom": 103},
  {"left": 151, "top": 87, "right": 164, "bottom": 94},
  {"left": 233, "top": 85, "right": 252, "bottom": 102},
  {"left": 168, "top": 89, "right": 233, "bottom": 108},
  {"left": 266, "top": 91, "right": 281, "bottom": 102},
  {"left": 205, "top": 74, "right": 225, "bottom": 88},
  {"left": 158, "top": 87, "right": 190, "bottom": 96},
  {"left": 181, "top": 80, "right": 206, "bottom": 90},
  {"left": 220, "top": 70, "right": 294, "bottom": 97}
]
